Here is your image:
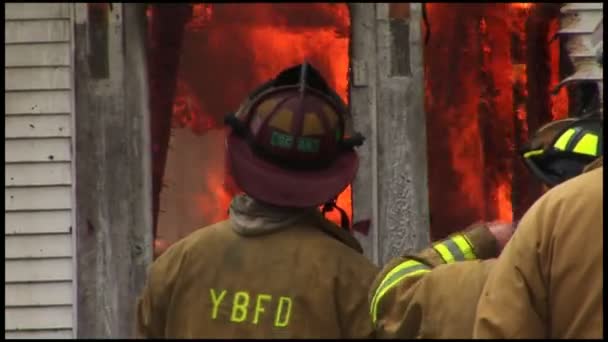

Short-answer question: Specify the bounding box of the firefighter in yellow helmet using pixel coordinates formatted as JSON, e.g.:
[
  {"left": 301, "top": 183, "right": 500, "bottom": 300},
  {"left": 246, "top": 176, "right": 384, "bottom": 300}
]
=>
[
  {"left": 472, "top": 45, "right": 604, "bottom": 339},
  {"left": 369, "top": 116, "right": 603, "bottom": 338},
  {"left": 474, "top": 155, "right": 603, "bottom": 338},
  {"left": 137, "top": 63, "right": 379, "bottom": 338}
]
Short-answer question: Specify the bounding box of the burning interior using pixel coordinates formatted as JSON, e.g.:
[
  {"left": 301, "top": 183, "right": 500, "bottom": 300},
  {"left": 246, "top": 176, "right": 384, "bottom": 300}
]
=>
[
  {"left": 148, "top": 4, "right": 352, "bottom": 248},
  {"left": 147, "top": 3, "right": 580, "bottom": 253},
  {"left": 424, "top": 3, "right": 571, "bottom": 240}
]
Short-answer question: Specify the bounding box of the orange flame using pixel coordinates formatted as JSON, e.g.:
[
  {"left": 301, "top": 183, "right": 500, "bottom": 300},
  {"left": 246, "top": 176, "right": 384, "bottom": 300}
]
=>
[{"left": 166, "top": 3, "right": 352, "bottom": 233}]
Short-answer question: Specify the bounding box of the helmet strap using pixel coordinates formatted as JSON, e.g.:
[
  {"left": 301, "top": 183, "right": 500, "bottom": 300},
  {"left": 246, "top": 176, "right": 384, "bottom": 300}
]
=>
[{"left": 322, "top": 199, "right": 351, "bottom": 232}]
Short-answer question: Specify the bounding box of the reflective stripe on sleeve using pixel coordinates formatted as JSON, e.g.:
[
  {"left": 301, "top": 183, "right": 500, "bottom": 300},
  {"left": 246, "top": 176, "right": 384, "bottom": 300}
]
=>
[
  {"left": 370, "top": 259, "right": 431, "bottom": 325},
  {"left": 433, "top": 234, "right": 476, "bottom": 263}
]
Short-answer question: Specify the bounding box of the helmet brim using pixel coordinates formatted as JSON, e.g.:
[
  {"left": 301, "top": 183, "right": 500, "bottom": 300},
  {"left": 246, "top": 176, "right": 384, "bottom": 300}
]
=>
[{"left": 227, "top": 132, "right": 358, "bottom": 208}]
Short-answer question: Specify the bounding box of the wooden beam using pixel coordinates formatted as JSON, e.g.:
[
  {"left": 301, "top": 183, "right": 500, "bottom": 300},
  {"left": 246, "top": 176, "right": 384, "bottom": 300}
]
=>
[
  {"left": 350, "top": 3, "right": 429, "bottom": 264},
  {"left": 74, "top": 3, "right": 152, "bottom": 338}
]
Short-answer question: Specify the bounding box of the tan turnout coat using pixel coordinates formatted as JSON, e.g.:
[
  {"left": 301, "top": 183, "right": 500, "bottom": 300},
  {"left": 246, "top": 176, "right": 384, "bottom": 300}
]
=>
[
  {"left": 474, "top": 159, "right": 603, "bottom": 339},
  {"left": 137, "top": 213, "right": 379, "bottom": 338}
]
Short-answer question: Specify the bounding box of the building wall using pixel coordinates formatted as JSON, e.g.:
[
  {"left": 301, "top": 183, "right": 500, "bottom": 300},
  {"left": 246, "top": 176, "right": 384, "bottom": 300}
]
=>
[{"left": 5, "top": 3, "right": 76, "bottom": 338}]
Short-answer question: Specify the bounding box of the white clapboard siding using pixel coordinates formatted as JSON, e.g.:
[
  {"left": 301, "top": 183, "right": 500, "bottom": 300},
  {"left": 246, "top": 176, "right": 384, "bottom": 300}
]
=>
[
  {"left": 6, "top": 186, "right": 72, "bottom": 211},
  {"left": 5, "top": 43, "right": 71, "bottom": 67},
  {"left": 5, "top": 329, "right": 73, "bottom": 339},
  {"left": 5, "top": 3, "right": 71, "bottom": 20},
  {"left": 6, "top": 162, "right": 72, "bottom": 186},
  {"left": 5, "top": 114, "right": 71, "bottom": 138},
  {"left": 5, "top": 67, "right": 71, "bottom": 91},
  {"left": 5, "top": 210, "right": 72, "bottom": 235},
  {"left": 6, "top": 282, "right": 73, "bottom": 307},
  {"left": 5, "top": 234, "right": 72, "bottom": 259},
  {"left": 5, "top": 20, "right": 70, "bottom": 44},
  {"left": 5, "top": 4, "right": 76, "bottom": 337},
  {"left": 5, "top": 138, "right": 71, "bottom": 162},
  {"left": 5, "top": 258, "right": 73, "bottom": 283},
  {"left": 5, "top": 306, "right": 73, "bottom": 330},
  {"left": 5, "top": 90, "right": 72, "bottom": 115}
]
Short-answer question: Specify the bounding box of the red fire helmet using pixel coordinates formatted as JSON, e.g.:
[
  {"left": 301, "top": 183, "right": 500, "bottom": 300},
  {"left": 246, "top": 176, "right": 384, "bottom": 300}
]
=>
[{"left": 224, "top": 63, "right": 364, "bottom": 208}]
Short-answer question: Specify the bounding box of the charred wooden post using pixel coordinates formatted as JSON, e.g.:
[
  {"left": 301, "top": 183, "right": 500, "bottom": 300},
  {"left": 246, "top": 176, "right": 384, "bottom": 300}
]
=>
[
  {"left": 519, "top": 4, "right": 561, "bottom": 217},
  {"left": 147, "top": 4, "right": 192, "bottom": 238},
  {"left": 510, "top": 5, "right": 532, "bottom": 220},
  {"left": 477, "top": 14, "right": 499, "bottom": 222}
]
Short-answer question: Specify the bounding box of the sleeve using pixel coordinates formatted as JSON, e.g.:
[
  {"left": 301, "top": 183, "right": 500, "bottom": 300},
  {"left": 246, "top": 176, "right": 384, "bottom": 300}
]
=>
[
  {"left": 369, "top": 224, "right": 498, "bottom": 338},
  {"left": 338, "top": 258, "right": 380, "bottom": 339},
  {"left": 473, "top": 200, "right": 549, "bottom": 338}
]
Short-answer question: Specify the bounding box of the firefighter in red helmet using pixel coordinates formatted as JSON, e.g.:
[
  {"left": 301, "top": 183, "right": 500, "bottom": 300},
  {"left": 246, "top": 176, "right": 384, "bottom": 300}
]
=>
[
  {"left": 137, "top": 63, "right": 378, "bottom": 338},
  {"left": 369, "top": 116, "right": 603, "bottom": 338}
]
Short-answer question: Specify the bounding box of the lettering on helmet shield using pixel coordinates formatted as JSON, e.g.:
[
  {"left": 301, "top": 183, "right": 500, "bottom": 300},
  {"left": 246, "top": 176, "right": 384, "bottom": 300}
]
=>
[
  {"left": 209, "top": 288, "right": 293, "bottom": 328},
  {"left": 297, "top": 137, "right": 321, "bottom": 153},
  {"left": 270, "top": 131, "right": 294, "bottom": 149}
]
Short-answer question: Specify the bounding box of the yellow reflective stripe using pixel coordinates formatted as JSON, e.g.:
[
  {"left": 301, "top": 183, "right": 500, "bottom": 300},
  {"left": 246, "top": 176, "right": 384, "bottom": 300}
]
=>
[
  {"left": 523, "top": 149, "right": 544, "bottom": 158},
  {"left": 452, "top": 235, "right": 476, "bottom": 260},
  {"left": 572, "top": 133, "right": 599, "bottom": 156},
  {"left": 433, "top": 234, "right": 477, "bottom": 263},
  {"left": 433, "top": 243, "right": 455, "bottom": 263},
  {"left": 554, "top": 128, "right": 576, "bottom": 150},
  {"left": 370, "top": 268, "right": 431, "bottom": 325},
  {"left": 375, "top": 259, "right": 420, "bottom": 291},
  {"left": 370, "top": 260, "right": 431, "bottom": 323}
]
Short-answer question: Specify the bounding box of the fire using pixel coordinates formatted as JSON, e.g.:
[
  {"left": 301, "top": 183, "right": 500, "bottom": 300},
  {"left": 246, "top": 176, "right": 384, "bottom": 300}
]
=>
[
  {"left": 549, "top": 18, "right": 569, "bottom": 120},
  {"left": 512, "top": 3, "right": 533, "bottom": 11},
  {"left": 164, "top": 3, "right": 352, "bottom": 233},
  {"left": 425, "top": 4, "right": 566, "bottom": 240}
]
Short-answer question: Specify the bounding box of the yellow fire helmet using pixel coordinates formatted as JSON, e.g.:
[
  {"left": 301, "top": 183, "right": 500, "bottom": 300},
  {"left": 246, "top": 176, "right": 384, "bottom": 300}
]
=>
[{"left": 520, "top": 116, "right": 603, "bottom": 187}]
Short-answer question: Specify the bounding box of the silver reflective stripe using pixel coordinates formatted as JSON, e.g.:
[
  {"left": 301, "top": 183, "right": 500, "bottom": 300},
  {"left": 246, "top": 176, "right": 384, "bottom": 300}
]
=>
[{"left": 441, "top": 238, "right": 467, "bottom": 261}]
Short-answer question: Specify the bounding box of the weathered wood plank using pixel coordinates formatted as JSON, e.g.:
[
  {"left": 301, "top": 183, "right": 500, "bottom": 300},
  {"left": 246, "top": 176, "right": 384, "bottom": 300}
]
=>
[
  {"left": 5, "top": 138, "right": 71, "bottom": 162},
  {"left": 5, "top": 114, "right": 71, "bottom": 138},
  {"left": 5, "top": 234, "right": 72, "bottom": 259},
  {"left": 5, "top": 306, "right": 73, "bottom": 330},
  {"left": 5, "top": 90, "right": 71, "bottom": 115},
  {"left": 5, "top": 3, "right": 71, "bottom": 20},
  {"left": 6, "top": 162, "right": 72, "bottom": 186},
  {"left": 5, "top": 43, "right": 70, "bottom": 67},
  {"left": 5, "top": 20, "right": 70, "bottom": 43},
  {"left": 375, "top": 3, "right": 430, "bottom": 262},
  {"left": 5, "top": 258, "right": 73, "bottom": 282},
  {"left": 5, "top": 67, "right": 71, "bottom": 91},
  {"left": 5, "top": 329, "right": 73, "bottom": 339},
  {"left": 5, "top": 210, "right": 72, "bottom": 235},
  {"left": 350, "top": 3, "right": 378, "bottom": 262},
  {"left": 5, "top": 282, "right": 73, "bottom": 306},
  {"left": 5, "top": 186, "right": 72, "bottom": 211},
  {"left": 75, "top": 3, "right": 154, "bottom": 338}
]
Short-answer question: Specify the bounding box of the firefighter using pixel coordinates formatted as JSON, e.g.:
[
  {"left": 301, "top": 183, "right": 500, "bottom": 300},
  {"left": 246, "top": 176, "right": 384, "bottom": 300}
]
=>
[
  {"left": 137, "top": 63, "right": 379, "bottom": 338},
  {"left": 369, "top": 116, "right": 603, "bottom": 338},
  {"left": 473, "top": 159, "right": 603, "bottom": 338},
  {"left": 520, "top": 114, "right": 603, "bottom": 191}
]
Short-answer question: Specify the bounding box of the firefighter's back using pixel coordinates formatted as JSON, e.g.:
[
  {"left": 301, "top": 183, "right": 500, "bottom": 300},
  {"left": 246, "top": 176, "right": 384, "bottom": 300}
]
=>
[{"left": 138, "top": 219, "right": 378, "bottom": 338}]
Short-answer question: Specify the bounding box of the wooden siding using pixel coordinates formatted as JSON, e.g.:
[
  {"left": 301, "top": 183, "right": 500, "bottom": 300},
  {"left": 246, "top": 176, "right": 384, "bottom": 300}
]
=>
[{"left": 4, "top": 3, "right": 76, "bottom": 338}]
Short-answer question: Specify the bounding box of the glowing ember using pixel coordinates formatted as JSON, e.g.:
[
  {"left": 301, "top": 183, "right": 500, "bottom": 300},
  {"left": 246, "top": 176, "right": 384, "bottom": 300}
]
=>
[
  {"left": 162, "top": 3, "right": 352, "bottom": 236},
  {"left": 512, "top": 3, "right": 533, "bottom": 11}
]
